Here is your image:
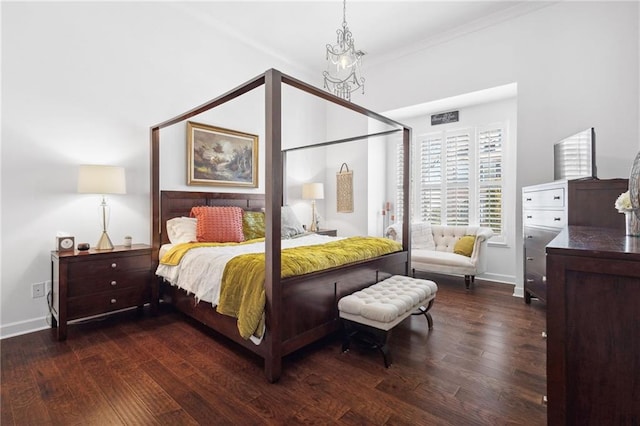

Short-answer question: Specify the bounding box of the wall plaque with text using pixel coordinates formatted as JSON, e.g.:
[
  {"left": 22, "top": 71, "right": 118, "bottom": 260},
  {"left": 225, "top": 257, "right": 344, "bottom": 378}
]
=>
[{"left": 431, "top": 111, "right": 459, "bottom": 125}]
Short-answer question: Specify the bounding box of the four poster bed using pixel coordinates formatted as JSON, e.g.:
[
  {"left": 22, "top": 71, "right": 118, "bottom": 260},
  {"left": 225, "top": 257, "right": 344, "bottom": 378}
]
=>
[{"left": 151, "top": 69, "right": 412, "bottom": 382}]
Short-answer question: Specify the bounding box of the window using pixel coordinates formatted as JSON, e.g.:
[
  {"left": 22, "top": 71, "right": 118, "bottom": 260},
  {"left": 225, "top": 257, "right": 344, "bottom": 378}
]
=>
[
  {"left": 395, "top": 138, "right": 405, "bottom": 222},
  {"left": 397, "top": 123, "right": 505, "bottom": 240},
  {"left": 477, "top": 126, "right": 503, "bottom": 235}
]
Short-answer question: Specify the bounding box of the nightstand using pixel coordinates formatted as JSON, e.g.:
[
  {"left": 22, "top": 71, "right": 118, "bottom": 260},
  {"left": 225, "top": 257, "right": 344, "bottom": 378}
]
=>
[
  {"left": 50, "top": 244, "right": 156, "bottom": 340},
  {"left": 315, "top": 229, "right": 337, "bottom": 236}
]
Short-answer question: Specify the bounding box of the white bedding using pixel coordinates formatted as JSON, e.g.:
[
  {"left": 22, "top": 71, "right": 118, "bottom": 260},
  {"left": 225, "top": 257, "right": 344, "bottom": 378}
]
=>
[{"left": 156, "top": 233, "right": 342, "bottom": 306}]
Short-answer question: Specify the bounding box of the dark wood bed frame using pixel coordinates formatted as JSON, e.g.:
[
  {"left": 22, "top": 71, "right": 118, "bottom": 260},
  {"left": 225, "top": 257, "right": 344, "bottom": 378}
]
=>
[{"left": 151, "top": 69, "right": 411, "bottom": 382}]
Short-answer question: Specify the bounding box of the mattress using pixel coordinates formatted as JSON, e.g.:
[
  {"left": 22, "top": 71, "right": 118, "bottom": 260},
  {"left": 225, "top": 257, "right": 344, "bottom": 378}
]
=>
[{"left": 156, "top": 234, "right": 342, "bottom": 306}]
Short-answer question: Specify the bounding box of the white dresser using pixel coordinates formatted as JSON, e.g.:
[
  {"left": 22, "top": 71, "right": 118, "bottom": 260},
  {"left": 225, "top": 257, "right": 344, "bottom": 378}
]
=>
[{"left": 522, "top": 178, "right": 627, "bottom": 303}]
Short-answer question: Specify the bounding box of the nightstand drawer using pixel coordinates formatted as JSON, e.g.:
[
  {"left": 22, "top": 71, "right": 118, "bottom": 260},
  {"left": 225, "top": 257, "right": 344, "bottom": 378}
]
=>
[
  {"left": 67, "top": 270, "right": 151, "bottom": 297},
  {"left": 67, "top": 285, "right": 151, "bottom": 320},
  {"left": 67, "top": 254, "right": 151, "bottom": 280}
]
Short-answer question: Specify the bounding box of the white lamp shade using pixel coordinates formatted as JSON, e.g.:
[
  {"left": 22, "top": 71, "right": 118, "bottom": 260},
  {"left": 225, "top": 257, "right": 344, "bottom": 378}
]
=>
[
  {"left": 302, "top": 182, "right": 324, "bottom": 200},
  {"left": 77, "top": 165, "right": 126, "bottom": 194}
]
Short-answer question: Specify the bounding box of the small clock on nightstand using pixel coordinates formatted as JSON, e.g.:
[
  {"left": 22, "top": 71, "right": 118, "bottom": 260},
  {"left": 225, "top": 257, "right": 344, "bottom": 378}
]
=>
[{"left": 56, "top": 236, "right": 75, "bottom": 252}]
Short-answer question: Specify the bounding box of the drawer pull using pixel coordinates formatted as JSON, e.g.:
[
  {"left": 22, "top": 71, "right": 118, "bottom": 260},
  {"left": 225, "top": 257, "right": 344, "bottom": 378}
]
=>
[
  {"left": 110, "top": 298, "right": 117, "bottom": 304},
  {"left": 111, "top": 280, "right": 117, "bottom": 286},
  {"left": 553, "top": 217, "right": 561, "bottom": 221},
  {"left": 111, "top": 263, "right": 117, "bottom": 269},
  {"left": 526, "top": 278, "right": 534, "bottom": 283},
  {"left": 526, "top": 257, "right": 534, "bottom": 261},
  {"left": 553, "top": 196, "right": 560, "bottom": 200},
  {"left": 526, "top": 215, "right": 533, "bottom": 219},
  {"left": 525, "top": 197, "right": 532, "bottom": 201},
  {"left": 526, "top": 235, "right": 533, "bottom": 239}
]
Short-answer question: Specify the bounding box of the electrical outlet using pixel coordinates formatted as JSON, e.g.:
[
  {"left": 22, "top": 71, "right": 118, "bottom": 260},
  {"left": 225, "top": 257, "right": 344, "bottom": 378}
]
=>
[{"left": 32, "top": 282, "right": 45, "bottom": 298}]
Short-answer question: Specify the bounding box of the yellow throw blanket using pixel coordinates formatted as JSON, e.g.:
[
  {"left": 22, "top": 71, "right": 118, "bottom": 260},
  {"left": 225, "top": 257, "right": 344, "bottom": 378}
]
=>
[{"left": 162, "top": 237, "right": 402, "bottom": 339}]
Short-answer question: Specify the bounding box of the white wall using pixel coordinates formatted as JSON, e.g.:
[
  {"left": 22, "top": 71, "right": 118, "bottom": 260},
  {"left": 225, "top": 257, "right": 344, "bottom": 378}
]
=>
[
  {"left": 0, "top": 2, "right": 321, "bottom": 337},
  {"left": 363, "top": 1, "right": 639, "bottom": 296}
]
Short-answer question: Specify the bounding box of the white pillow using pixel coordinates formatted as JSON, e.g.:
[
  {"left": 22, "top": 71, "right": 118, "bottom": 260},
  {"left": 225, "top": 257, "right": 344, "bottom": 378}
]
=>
[
  {"left": 385, "top": 222, "right": 436, "bottom": 250},
  {"left": 166, "top": 217, "right": 197, "bottom": 244},
  {"left": 281, "top": 206, "right": 305, "bottom": 238},
  {"left": 412, "top": 222, "right": 436, "bottom": 250}
]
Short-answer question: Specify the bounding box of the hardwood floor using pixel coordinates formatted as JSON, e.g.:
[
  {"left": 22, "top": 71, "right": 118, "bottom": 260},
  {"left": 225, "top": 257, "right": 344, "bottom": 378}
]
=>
[{"left": 1, "top": 275, "right": 547, "bottom": 425}]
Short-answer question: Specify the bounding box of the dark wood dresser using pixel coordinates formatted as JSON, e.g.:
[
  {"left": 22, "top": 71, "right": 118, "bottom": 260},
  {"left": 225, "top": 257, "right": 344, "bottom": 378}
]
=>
[
  {"left": 522, "top": 178, "right": 627, "bottom": 303},
  {"left": 546, "top": 226, "right": 640, "bottom": 425},
  {"left": 51, "top": 244, "right": 156, "bottom": 340}
]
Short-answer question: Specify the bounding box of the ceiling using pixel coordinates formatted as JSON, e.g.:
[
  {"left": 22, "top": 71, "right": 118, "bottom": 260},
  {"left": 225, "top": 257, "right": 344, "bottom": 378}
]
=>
[{"left": 172, "top": 1, "right": 550, "bottom": 76}]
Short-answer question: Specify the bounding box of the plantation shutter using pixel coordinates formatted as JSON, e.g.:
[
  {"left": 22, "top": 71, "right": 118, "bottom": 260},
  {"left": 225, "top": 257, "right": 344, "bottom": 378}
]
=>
[
  {"left": 395, "top": 139, "right": 404, "bottom": 222},
  {"left": 478, "top": 126, "right": 503, "bottom": 234},
  {"left": 445, "top": 132, "right": 470, "bottom": 225},
  {"left": 419, "top": 134, "right": 442, "bottom": 223}
]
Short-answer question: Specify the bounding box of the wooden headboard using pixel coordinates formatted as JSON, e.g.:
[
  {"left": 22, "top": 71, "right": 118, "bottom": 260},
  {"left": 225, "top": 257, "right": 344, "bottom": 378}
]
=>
[{"left": 158, "top": 190, "right": 266, "bottom": 246}]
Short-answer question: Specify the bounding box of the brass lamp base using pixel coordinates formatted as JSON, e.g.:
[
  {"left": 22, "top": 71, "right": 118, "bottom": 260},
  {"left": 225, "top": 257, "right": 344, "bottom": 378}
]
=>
[
  {"left": 309, "top": 200, "right": 318, "bottom": 232},
  {"left": 95, "top": 231, "right": 114, "bottom": 250}
]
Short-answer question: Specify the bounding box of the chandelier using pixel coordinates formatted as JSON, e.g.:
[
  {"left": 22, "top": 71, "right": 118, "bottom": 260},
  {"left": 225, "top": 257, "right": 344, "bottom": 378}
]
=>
[{"left": 323, "top": 0, "right": 365, "bottom": 101}]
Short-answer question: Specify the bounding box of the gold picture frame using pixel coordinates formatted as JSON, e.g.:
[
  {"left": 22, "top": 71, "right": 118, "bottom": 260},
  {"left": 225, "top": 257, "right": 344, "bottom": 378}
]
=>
[{"left": 187, "top": 121, "right": 258, "bottom": 187}]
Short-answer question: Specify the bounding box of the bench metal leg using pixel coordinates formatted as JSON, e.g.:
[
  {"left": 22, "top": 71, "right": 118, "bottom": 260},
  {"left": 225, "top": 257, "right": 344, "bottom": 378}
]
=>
[
  {"left": 341, "top": 319, "right": 392, "bottom": 368},
  {"left": 411, "top": 298, "right": 435, "bottom": 329}
]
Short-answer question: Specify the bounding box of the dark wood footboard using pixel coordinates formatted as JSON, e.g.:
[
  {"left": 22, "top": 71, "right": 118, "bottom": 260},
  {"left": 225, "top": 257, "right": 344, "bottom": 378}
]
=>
[{"left": 160, "top": 250, "right": 408, "bottom": 381}]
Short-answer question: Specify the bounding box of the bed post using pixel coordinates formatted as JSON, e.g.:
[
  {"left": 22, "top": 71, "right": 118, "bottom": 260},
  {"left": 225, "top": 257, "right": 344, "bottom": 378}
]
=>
[
  {"left": 264, "top": 68, "right": 283, "bottom": 382},
  {"left": 151, "top": 126, "right": 161, "bottom": 269},
  {"left": 402, "top": 126, "right": 411, "bottom": 276}
]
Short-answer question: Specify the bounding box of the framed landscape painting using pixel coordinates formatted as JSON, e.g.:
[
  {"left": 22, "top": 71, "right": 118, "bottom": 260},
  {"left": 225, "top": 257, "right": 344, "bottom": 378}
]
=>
[{"left": 187, "top": 121, "right": 258, "bottom": 187}]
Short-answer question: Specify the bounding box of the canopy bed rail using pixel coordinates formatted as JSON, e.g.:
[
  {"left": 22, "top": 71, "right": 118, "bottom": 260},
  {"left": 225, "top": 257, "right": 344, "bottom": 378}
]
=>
[{"left": 151, "top": 69, "right": 412, "bottom": 382}]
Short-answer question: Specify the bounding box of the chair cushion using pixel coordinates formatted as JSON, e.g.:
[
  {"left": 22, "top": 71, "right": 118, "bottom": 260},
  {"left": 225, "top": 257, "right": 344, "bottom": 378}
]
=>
[{"left": 412, "top": 249, "right": 475, "bottom": 268}]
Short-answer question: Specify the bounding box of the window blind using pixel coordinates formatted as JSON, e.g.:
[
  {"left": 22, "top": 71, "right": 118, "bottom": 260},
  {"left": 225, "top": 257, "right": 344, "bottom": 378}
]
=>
[{"left": 478, "top": 127, "right": 503, "bottom": 234}]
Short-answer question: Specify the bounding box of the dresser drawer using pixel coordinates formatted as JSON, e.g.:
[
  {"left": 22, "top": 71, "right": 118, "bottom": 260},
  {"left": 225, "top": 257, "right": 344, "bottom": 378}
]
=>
[
  {"left": 525, "top": 246, "right": 546, "bottom": 277},
  {"left": 68, "top": 270, "right": 151, "bottom": 297},
  {"left": 524, "top": 209, "right": 566, "bottom": 228},
  {"left": 524, "top": 271, "right": 546, "bottom": 302},
  {"left": 524, "top": 227, "right": 561, "bottom": 251},
  {"left": 67, "top": 285, "right": 151, "bottom": 320},
  {"left": 523, "top": 187, "right": 565, "bottom": 208},
  {"left": 67, "top": 254, "right": 151, "bottom": 280}
]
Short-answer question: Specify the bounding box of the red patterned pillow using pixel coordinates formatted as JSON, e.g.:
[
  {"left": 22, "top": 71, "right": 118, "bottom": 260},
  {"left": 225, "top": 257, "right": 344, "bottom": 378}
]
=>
[{"left": 190, "top": 206, "right": 245, "bottom": 243}]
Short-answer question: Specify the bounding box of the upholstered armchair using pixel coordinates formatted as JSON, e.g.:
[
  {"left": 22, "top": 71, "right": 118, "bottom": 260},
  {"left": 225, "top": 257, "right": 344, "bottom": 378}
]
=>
[{"left": 386, "top": 223, "right": 493, "bottom": 289}]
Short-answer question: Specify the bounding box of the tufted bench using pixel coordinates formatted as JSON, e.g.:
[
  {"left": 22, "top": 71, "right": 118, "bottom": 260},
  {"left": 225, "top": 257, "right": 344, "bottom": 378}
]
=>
[{"left": 338, "top": 275, "right": 438, "bottom": 367}]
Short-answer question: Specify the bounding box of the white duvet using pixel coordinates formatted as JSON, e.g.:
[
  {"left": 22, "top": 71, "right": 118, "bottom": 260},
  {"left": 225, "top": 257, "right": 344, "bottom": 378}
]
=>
[{"left": 156, "top": 233, "right": 343, "bottom": 306}]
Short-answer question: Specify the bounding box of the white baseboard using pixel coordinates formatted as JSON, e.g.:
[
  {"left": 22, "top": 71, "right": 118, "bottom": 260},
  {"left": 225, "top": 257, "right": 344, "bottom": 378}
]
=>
[
  {"left": 478, "top": 273, "right": 524, "bottom": 298},
  {"left": 1, "top": 316, "right": 50, "bottom": 339},
  {"left": 512, "top": 286, "right": 525, "bottom": 298},
  {"left": 479, "top": 272, "right": 515, "bottom": 285}
]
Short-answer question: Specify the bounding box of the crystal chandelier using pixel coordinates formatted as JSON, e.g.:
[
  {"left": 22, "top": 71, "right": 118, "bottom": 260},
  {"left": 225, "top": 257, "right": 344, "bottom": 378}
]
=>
[{"left": 323, "top": 0, "right": 365, "bottom": 101}]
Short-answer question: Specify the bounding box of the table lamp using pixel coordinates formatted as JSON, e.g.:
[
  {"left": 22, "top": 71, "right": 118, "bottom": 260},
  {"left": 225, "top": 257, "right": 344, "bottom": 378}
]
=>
[
  {"left": 302, "top": 182, "right": 324, "bottom": 232},
  {"left": 77, "top": 165, "right": 126, "bottom": 250}
]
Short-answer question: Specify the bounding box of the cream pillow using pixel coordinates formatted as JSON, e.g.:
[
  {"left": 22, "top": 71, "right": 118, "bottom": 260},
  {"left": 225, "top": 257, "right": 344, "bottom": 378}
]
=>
[
  {"left": 281, "top": 206, "right": 305, "bottom": 238},
  {"left": 166, "top": 217, "right": 197, "bottom": 244},
  {"left": 411, "top": 222, "right": 436, "bottom": 250}
]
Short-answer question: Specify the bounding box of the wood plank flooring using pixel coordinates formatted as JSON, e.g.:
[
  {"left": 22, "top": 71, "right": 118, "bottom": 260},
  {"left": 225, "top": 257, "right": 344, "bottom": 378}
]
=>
[{"left": 1, "top": 275, "right": 547, "bottom": 425}]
